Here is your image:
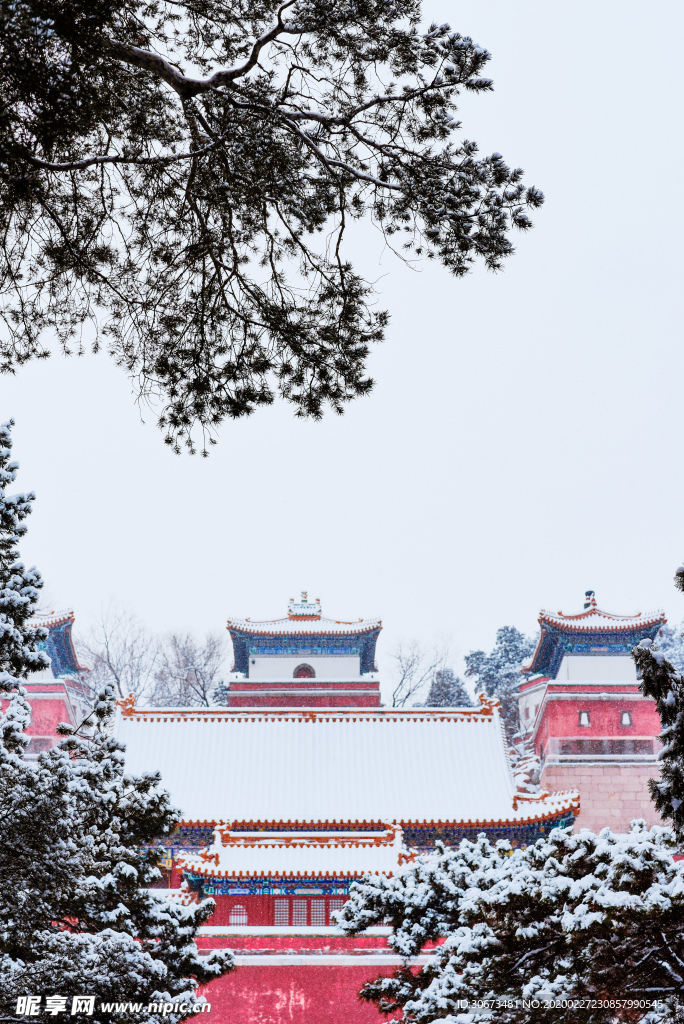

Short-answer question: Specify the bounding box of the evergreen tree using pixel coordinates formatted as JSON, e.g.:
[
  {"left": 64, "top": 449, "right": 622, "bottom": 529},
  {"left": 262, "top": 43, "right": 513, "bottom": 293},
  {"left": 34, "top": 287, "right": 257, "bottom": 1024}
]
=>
[
  {"left": 337, "top": 821, "right": 684, "bottom": 1022},
  {"left": 0, "top": 420, "right": 49, "bottom": 691},
  {"left": 1, "top": 0, "right": 543, "bottom": 451},
  {"left": 632, "top": 566, "right": 684, "bottom": 841},
  {"left": 464, "top": 625, "right": 535, "bottom": 739},
  {"left": 0, "top": 686, "right": 234, "bottom": 1021},
  {"left": 213, "top": 682, "right": 231, "bottom": 706},
  {"left": 424, "top": 668, "right": 472, "bottom": 707},
  {"left": 654, "top": 619, "right": 684, "bottom": 674},
  {"left": 0, "top": 422, "right": 234, "bottom": 1019}
]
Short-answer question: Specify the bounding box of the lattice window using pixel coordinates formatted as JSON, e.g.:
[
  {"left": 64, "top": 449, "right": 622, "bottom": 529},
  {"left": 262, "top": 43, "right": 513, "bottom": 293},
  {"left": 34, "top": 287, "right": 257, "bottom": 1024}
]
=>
[
  {"left": 228, "top": 904, "right": 248, "bottom": 925},
  {"left": 328, "top": 898, "right": 346, "bottom": 924},
  {"left": 292, "top": 900, "right": 308, "bottom": 925},
  {"left": 293, "top": 663, "right": 316, "bottom": 679},
  {"left": 310, "top": 900, "right": 326, "bottom": 926},
  {"left": 274, "top": 899, "right": 289, "bottom": 926}
]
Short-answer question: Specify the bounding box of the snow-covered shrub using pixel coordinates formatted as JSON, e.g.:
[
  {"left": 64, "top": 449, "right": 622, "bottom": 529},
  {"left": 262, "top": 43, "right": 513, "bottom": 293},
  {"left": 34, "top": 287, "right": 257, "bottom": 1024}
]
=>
[
  {"left": 0, "top": 685, "right": 234, "bottom": 1023},
  {"left": 337, "top": 822, "right": 684, "bottom": 1023}
]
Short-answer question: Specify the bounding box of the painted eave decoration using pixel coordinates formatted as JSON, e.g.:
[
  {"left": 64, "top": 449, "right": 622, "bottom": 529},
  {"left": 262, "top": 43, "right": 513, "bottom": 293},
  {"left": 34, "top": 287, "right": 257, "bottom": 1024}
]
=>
[{"left": 522, "top": 592, "right": 666, "bottom": 679}]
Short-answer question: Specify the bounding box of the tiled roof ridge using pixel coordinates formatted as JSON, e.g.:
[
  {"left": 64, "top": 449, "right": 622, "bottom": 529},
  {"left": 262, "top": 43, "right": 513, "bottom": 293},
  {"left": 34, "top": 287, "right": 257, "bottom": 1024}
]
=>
[
  {"left": 28, "top": 609, "right": 75, "bottom": 628},
  {"left": 227, "top": 615, "right": 382, "bottom": 633},
  {"left": 211, "top": 823, "right": 402, "bottom": 850},
  {"left": 174, "top": 797, "right": 580, "bottom": 830},
  {"left": 538, "top": 606, "right": 666, "bottom": 630},
  {"left": 117, "top": 692, "right": 501, "bottom": 721},
  {"left": 179, "top": 866, "right": 398, "bottom": 879}
]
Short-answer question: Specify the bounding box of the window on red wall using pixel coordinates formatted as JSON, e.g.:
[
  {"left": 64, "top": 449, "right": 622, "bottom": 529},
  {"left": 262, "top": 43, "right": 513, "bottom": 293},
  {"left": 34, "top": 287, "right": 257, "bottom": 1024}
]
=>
[
  {"left": 228, "top": 904, "right": 248, "bottom": 925},
  {"left": 292, "top": 900, "right": 308, "bottom": 925},
  {"left": 310, "top": 900, "right": 326, "bottom": 925},
  {"left": 274, "top": 900, "right": 289, "bottom": 926},
  {"left": 271, "top": 896, "right": 348, "bottom": 926},
  {"left": 578, "top": 710, "right": 590, "bottom": 727}
]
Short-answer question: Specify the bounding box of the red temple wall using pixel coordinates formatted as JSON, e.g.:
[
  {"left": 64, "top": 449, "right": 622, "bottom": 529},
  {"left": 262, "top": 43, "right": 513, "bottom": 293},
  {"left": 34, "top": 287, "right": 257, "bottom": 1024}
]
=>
[
  {"left": 199, "top": 895, "right": 347, "bottom": 927},
  {"left": 535, "top": 696, "right": 660, "bottom": 756},
  {"left": 199, "top": 965, "right": 401, "bottom": 1024},
  {"left": 229, "top": 695, "right": 381, "bottom": 707},
  {"left": 1, "top": 690, "right": 73, "bottom": 740},
  {"left": 26, "top": 698, "right": 72, "bottom": 735}
]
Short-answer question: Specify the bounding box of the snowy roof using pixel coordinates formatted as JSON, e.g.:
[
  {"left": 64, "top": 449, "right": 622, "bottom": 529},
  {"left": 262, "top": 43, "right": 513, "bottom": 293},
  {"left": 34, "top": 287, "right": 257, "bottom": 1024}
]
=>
[
  {"left": 537, "top": 603, "right": 665, "bottom": 634},
  {"left": 523, "top": 593, "right": 666, "bottom": 679},
  {"left": 29, "top": 610, "right": 75, "bottom": 630},
  {"left": 114, "top": 696, "right": 578, "bottom": 827},
  {"left": 179, "top": 824, "right": 414, "bottom": 878},
  {"left": 227, "top": 615, "right": 381, "bottom": 637}
]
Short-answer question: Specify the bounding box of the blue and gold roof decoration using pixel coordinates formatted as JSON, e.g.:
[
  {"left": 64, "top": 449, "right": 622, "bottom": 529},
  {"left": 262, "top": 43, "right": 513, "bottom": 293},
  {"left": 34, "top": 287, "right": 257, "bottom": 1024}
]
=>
[
  {"left": 523, "top": 591, "right": 666, "bottom": 680},
  {"left": 29, "top": 610, "right": 88, "bottom": 679},
  {"left": 227, "top": 593, "right": 382, "bottom": 675}
]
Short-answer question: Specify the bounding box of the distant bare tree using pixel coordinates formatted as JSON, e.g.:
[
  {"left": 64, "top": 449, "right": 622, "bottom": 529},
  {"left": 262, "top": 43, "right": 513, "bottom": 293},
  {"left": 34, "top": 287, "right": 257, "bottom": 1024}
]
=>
[
  {"left": 151, "top": 632, "right": 228, "bottom": 707},
  {"left": 76, "top": 603, "right": 159, "bottom": 701},
  {"left": 390, "top": 642, "right": 449, "bottom": 708}
]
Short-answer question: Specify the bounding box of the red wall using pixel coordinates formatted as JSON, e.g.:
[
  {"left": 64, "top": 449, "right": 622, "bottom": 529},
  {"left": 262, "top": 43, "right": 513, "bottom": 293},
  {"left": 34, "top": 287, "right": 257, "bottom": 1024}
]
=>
[
  {"left": 229, "top": 695, "right": 381, "bottom": 707},
  {"left": 535, "top": 694, "right": 660, "bottom": 756},
  {"left": 200, "top": 965, "right": 402, "bottom": 1023},
  {"left": 1, "top": 690, "right": 72, "bottom": 736}
]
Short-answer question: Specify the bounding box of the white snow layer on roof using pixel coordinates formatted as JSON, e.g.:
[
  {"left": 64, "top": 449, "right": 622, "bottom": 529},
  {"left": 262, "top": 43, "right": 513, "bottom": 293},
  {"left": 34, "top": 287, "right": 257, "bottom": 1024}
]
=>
[
  {"left": 539, "top": 608, "right": 665, "bottom": 631},
  {"left": 227, "top": 616, "right": 380, "bottom": 635},
  {"left": 114, "top": 709, "right": 575, "bottom": 825},
  {"left": 180, "top": 827, "right": 411, "bottom": 877}
]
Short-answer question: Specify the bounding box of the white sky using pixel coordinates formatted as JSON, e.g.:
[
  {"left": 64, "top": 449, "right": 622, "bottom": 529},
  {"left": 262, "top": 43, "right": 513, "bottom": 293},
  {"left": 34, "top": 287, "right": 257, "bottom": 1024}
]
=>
[{"left": 2, "top": 0, "right": 684, "bottom": 692}]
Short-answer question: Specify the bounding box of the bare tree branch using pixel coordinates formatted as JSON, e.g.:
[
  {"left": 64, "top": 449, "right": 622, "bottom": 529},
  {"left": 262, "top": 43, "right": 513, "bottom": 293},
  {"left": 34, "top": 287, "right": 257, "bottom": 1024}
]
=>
[
  {"left": 389, "top": 641, "right": 448, "bottom": 708},
  {"left": 75, "top": 603, "right": 159, "bottom": 701},
  {"left": 150, "top": 632, "right": 227, "bottom": 707}
]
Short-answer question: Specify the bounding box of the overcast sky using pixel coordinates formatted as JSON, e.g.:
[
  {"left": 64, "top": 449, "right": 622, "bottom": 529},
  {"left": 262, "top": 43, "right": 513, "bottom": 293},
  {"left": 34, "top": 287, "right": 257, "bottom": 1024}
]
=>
[{"left": 3, "top": 0, "right": 683, "bottom": 695}]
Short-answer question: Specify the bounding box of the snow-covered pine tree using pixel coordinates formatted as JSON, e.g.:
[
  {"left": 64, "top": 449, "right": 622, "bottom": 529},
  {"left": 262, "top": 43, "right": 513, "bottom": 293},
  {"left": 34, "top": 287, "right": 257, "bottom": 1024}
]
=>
[
  {"left": 0, "top": 420, "right": 49, "bottom": 691},
  {"left": 0, "top": 422, "right": 234, "bottom": 1020},
  {"left": 424, "top": 668, "right": 472, "bottom": 707},
  {"left": 464, "top": 625, "right": 535, "bottom": 739},
  {"left": 337, "top": 822, "right": 684, "bottom": 1022},
  {"left": 654, "top": 618, "right": 684, "bottom": 674},
  {"left": 213, "top": 682, "right": 230, "bottom": 706},
  {"left": 632, "top": 566, "right": 684, "bottom": 840},
  {"left": 0, "top": 684, "right": 235, "bottom": 1022},
  {"left": 2, "top": 0, "right": 544, "bottom": 452}
]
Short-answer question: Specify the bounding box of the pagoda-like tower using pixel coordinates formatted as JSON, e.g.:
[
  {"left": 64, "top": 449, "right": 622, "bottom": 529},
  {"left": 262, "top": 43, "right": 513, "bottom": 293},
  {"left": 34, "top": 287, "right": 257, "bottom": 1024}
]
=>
[
  {"left": 18, "top": 611, "right": 92, "bottom": 756},
  {"left": 519, "top": 591, "right": 666, "bottom": 832},
  {"left": 226, "top": 593, "right": 382, "bottom": 707}
]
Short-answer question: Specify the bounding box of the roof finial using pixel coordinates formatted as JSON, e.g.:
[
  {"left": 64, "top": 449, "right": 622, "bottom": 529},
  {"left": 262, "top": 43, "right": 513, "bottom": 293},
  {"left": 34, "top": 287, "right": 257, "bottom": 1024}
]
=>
[
  {"left": 288, "top": 592, "right": 322, "bottom": 619},
  {"left": 584, "top": 590, "right": 596, "bottom": 610}
]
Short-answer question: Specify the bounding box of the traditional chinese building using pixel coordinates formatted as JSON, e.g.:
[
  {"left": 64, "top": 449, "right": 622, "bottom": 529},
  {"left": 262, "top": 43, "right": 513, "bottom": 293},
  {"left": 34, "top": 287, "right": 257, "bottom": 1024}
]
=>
[
  {"left": 225, "top": 593, "right": 382, "bottom": 707},
  {"left": 518, "top": 591, "right": 666, "bottom": 832},
  {"left": 19, "top": 611, "right": 91, "bottom": 756},
  {"left": 116, "top": 595, "right": 579, "bottom": 1024}
]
